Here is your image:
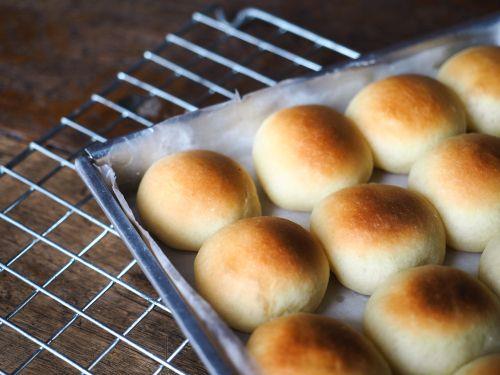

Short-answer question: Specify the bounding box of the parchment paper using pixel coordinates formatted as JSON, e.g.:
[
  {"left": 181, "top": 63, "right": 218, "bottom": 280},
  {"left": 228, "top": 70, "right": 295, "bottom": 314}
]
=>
[{"left": 94, "top": 19, "right": 498, "bottom": 371}]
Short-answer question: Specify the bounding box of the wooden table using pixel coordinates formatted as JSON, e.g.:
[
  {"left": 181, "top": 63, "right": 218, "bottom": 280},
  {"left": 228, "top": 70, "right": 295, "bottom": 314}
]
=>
[{"left": 1, "top": 1, "right": 498, "bottom": 373}]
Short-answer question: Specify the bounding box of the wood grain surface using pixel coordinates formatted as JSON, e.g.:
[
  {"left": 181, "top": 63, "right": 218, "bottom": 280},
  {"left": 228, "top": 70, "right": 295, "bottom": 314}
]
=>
[{"left": 0, "top": 1, "right": 499, "bottom": 374}]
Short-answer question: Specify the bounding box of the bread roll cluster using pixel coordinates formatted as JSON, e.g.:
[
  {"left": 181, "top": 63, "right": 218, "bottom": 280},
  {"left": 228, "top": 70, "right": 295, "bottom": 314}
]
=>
[{"left": 136, "top": 45, "right": 500, "bottom": 375}]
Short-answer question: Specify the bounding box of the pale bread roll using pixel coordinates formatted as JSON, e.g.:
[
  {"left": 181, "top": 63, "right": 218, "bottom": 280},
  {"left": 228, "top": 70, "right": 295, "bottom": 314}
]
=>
[
  {"left": 136, "top": 150, "right": 260, "bottom": 251},
  {"left": 247, "top": 313, "right": 391, "bottom": 375},
  {"left": 364, "top": 265, "right": 500, "bottom": 375},
  {"left": 311, "top": 184, "right": 446, "bottom": 295},
  {"left": 479, "top": 235, "right": 500, "bottom": 297},
  {"left": 454, "top": 353, "right": 500, "bottom": 375},
  {"left": 346, "top": 74, "right": 466, "bottom": 173},
  {"left": 194, "top": 217, "right": 329, "bottom": 332},
  {"left": 253, "top": 105, "right": 373, "bottom": 211},
  {"left": 438, "top": 45, "right": 500, "bottom": 136},
  {"left": 408, "top": 133, "right": 500, "bottom": 252}
]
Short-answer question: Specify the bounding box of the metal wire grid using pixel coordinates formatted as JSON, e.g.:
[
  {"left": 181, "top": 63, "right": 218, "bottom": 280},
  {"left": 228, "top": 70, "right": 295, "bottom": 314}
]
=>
[{"left": 0, "top": 6, "right": 360, "bottom": 374}]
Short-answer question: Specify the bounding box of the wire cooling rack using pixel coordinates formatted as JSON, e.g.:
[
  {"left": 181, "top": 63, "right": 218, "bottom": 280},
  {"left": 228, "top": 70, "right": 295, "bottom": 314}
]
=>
[{"left": 0, "top": 6, "right": 360, "bottom": 374}]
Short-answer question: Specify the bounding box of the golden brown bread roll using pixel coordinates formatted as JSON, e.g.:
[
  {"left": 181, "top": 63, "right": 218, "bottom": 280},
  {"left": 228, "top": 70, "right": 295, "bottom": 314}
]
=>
[
  {"left": 253, "top": 105, "right": 373, "bottom": 211},
  {"left": 408, "top": 133, "right": 500, "bottom": 252},
  {"left": 194, "top": 217, "right": 329, "bottom": 332},
  {"left": 438, "top": 45, "right": 500, "bottom": 136},
  {"left": 247, "top": 313, "right": 391, "bottom": 375},
  {"left": 136, "top": 150, "right": 260, "bottom": 251},
  {"left": 346, "top": 74, "right": 466, "bottom": 173},
  {"left": 454, "top": 353, "right": 500, "bottom": 375},
  {"left": 311, "top": 184, "right": 446, "bottom": 295},
  {"left": 364, "top": 265, "right": 500, "bottom": 375}
]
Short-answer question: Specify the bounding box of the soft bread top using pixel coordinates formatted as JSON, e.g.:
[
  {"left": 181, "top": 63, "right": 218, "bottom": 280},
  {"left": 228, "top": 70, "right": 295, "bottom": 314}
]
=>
[
  {"left": 454, "top": 353, "right": 500, "bottom": 375},
  {"left": 253, "top": 105, "right": 373, "bottom": 211},
  {"left": 420, "top": 133, "right": 500, "bottom": 207},
  {"left": 420, "top": 134, "right": 500, "bottom": 207},
  {"left": 311, "top": 184, "right": 445, "bottom": 295},
  {"left": 346, "top": 74, "right": 465, "bottom": 173},
  {"left": 247, "top": 313, "right": 391, "bottom": 375},
  {"left": 194, "top": 217, "right": 329, "bottom": 332},
  {"left": 408, "top": 133, "right": 500, "bottom": 252},
  {"left": 438, "top": 45, "right": 500, "bottom": 136},
  {"left": 312, "top": 184, "right": 444, "bottom": 252},
  {"left": 365, "top": 265, "right": 500, "bottom": 374},
  {"left": 373, "top": 266, "right": 499, "bottom": 330},
  {"left": 136, "top": 150, "right": 260, "bottom": 251}
]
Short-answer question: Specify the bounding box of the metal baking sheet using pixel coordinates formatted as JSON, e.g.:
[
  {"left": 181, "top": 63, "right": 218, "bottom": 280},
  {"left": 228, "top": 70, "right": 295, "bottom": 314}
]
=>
[{"left": 76, "top": 13, "right": 500, "bottom": 375}]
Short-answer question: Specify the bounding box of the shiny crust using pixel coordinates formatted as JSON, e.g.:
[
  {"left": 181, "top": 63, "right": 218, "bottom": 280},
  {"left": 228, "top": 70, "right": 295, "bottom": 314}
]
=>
[
  {"left": 253, "top": 105, "right": 373, "bottom": 211},
  {"left": 194, "top": 217, "right": 330, "bottom": 332},
  {"left": 136, "top": 150, "right": 261, "bottom": 251},
  {"left": 247, "top": 313, "right": 391, "bottom": 375},
  {"left": 346, "top": 74, "right": 465, "bottom": 173}
]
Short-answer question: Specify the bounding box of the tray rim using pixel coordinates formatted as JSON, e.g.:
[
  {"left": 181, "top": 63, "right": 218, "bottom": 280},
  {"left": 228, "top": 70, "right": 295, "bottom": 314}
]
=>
[{"left": 76, "top": 11, "right": 500, "bottom": 375}]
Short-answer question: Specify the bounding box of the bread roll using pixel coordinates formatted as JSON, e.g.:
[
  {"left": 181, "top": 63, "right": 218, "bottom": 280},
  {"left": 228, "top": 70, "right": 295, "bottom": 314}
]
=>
[
  {"left": 438, "top": 45, "right": 500, "bottom": 136},
  {"left": 346, "top": 74, "right": 466, "bottom": 173},
  {"left": 364, "top": 265, "right": 500, "bottom": 375},
  {"left": 136, "top": 150, "right": 260, "bottom": 251},
  {"left": 454, "top": 353, "right": 500, "bottom": 375},
  {"left": 253, "top": 105, "right": 373, "bottom": 211},
  {"left": 479, "top": 235, "right": 500, "bottom": 297},
  {"left": 247, "top": 313, "right": 391, "bottom": 375},
  {"left": 408, "top": 133, "right": 500, "bottom": 252},
  {"left": 194, "top": 217, "right": 329, "bottom": 332},
  {"left": 311, "top": 184, "right": 445, "bottom": 295}
]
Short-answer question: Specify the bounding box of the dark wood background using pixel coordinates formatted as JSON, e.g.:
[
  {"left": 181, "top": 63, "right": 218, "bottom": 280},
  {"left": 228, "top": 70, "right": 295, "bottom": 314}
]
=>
[
  {"left": 1, "top": 0, "right": 499, "bottom": 374},
  {"left": 2, "top": 0, "right": 499, "bottom": 142}
]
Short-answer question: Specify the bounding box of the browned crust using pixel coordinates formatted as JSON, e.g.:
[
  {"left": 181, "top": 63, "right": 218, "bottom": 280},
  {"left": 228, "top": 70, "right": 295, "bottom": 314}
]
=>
[
  {"left": 428, "top": 133, "right": 500, "bottom": 204},
  {"left": 248, "top": 313, "right": 388, "bottom": 374},
  {"left": 204, "top": 216, "right": 327, "bottom": 279},
  {"left": 315, "top": 184, "right": 441, "bottom": 249},
  {"left": 138, "top": 149, "right": 259, "bottom": 219},
  {"left": 258, "top": 105, "right": 370, "bottom": 176},
  {"left": 385, "top": 265, "right": 499, "bottom": 331},
  {"left": 439, "top": 45, "right": 500, "bottom": 97},
  {"left": 347, "top": 74, "right": 465, "bottom": 137}
]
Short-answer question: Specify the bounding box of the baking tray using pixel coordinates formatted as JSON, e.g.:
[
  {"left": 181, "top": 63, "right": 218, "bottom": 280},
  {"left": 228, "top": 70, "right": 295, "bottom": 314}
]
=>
[{"left": 76, "top": 13, "right": 500, "bottom": 375}]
